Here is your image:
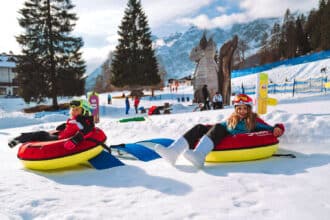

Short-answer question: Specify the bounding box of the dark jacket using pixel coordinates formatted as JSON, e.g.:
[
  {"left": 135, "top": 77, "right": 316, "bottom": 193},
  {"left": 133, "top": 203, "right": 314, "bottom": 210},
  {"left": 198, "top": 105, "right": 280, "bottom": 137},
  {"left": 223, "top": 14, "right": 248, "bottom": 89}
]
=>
[{"left": 202, "top": 85, "right": 210, "bottom": 100}]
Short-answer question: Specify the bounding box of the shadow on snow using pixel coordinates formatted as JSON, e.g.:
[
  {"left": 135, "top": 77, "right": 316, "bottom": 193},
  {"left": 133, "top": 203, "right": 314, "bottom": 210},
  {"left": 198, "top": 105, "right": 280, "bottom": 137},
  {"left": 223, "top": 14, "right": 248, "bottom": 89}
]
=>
[{"left": 28, "top": 164, "right": 192, "bottom": 196}]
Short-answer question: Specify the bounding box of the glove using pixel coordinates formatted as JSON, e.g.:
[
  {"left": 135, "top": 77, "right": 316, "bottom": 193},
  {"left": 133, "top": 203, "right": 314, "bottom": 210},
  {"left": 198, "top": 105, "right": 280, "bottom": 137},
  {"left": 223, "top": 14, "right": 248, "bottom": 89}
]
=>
[
  {"left": 56, "top": 123, "right": 66, "bottom": 131},
  {"left": 63, "top": 131, "right": 84, "bottom": 150}
]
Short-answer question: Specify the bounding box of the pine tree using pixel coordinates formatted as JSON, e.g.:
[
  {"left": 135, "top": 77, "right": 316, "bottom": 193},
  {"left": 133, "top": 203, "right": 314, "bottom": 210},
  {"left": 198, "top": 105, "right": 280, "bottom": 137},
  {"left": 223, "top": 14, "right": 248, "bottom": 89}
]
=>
[
  {"left": 268, "top": 22, "right": 281, "bottom": 61},
  {"left": 282, "top": 9, "right": 297, "bottom": 58},
  {"left": 16, "top": 0, "right": 85, "bottom": 107},
  {"left": 295, "top": 15, "right": 310, "bottom": 56},
  {"left": 306, "top": 9, "right": 321, "bottom": 51},
  {"left": 319, "top": 0, "right": 330, "bottom": 49},
  {"left": 259, "top": 32, "right": 270, "bottom": 64},
  {"left": 111, "top": 0, "right": 160, "bottom": 88},
  {"left": 270, "top": 23, "right": 281, "bottom": 50}
]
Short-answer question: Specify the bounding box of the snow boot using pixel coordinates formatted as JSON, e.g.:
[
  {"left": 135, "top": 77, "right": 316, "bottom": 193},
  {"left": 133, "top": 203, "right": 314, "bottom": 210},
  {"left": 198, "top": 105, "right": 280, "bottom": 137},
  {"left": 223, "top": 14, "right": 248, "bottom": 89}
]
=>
[
  {"left": 183, "top": 135, "right": 214, "bottom": 169},
  {"left": 8, "top": 139, "right": 20, "bottom": 148},
  {"left": 154, "top": 137, "right": 189, "bottom": 165}
]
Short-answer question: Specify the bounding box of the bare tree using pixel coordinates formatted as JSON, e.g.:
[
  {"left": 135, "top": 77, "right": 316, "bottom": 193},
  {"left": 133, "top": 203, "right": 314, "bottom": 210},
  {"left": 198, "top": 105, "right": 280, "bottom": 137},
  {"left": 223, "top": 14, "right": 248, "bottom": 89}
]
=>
[{"left": 218, "top": 35, "right": 238, "bottom": 106}]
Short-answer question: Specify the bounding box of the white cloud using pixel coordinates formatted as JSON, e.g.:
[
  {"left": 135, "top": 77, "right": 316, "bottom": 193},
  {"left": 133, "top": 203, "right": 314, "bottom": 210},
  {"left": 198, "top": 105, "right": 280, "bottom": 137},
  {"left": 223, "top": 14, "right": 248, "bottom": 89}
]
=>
[
  {"left": 240, "top": 0, "right": 319, "bottom": 18},
  {"left": 142, "top": 0, "right": 213, "bottom": 26},
  {"left": 74, "top": 1, "right": 125, "bottom": 36},
  {"left": 178, "top": 13, "right": 250, "bottom": 29},
  {"left": 105, "top": 34, "right": 119, "bottom": 48},
  {"left": 74, "top": 0, "right": 213, "bottom": 35},
  {"left": 74, "top": 0, "right": 215, "bottom": 73},
  {"left": 216, "top": 6, "right": 227, "bottom": 14},
  {"left": 0, "top": 0, "right": 24, "bottom": 54},
  {"left": 75, "top": 9, "right": 123, "bottom": 36},
  {"left": 82, "top": 45, "right": 114, "bottom": 73},
  {"left": 177, "top": 0, "right": 319, "bottom": 29}
]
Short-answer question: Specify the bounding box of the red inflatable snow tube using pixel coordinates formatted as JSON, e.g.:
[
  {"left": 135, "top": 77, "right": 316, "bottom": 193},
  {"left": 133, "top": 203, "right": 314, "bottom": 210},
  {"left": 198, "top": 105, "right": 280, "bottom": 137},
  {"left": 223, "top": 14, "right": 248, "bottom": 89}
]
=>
[
  {"left": 200, "top": 120, "right": 284, "bottom": 162},
  {"left": 18, "top": 128, "right": 106, "bottom": 160},
  {"left": 17, "top": 127, "right": 107, "bottom": 170},
  {"left": 212, "top": 130, "right": 279, "bottom": 151},
  {"left": 204, "top": 130, "right": 280, "bottom": 162}
]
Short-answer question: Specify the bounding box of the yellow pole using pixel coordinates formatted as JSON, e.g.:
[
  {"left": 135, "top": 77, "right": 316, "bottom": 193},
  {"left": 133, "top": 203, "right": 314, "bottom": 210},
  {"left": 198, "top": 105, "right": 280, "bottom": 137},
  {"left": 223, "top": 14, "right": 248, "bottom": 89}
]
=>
[{"left": 256, "top": 73, "right": 268, "bottom": 114}]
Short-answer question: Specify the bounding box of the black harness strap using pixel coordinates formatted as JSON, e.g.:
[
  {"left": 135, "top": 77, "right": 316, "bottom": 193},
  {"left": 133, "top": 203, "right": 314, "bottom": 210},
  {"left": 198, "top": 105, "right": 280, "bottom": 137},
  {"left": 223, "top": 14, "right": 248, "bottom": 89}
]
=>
[
  {"left": 108, "top": 143, "right": 126, "bottom": 156},
  {"left": 109, "top": 143, "right": 125, "bottom": 148},
  {"left": 85, "top": 137, "right": 112, "bottom": 154},
  {"left": 272, "top": 153, "right": 296, "bottom": 158}
]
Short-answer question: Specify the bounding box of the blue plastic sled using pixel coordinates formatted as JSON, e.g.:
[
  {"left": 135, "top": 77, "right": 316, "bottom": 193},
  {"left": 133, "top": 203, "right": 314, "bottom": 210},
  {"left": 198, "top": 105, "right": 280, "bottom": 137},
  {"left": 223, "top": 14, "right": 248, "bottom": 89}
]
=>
[
  {"left": 88, "top": 138, "right": 174, "bottom": 169},
  {"left": 111, "top": 138, "right": 174, "bottom": 162},
  {"left": 89, "top": 150, "right": 125, "bottom": 170}
]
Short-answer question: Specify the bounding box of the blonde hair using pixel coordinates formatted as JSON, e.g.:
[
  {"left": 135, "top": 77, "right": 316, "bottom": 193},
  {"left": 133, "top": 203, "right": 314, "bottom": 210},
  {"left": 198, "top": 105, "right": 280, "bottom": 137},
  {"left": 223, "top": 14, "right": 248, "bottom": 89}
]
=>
[{"left": 227, "top": 105, "right": 258, "bottom": 131}]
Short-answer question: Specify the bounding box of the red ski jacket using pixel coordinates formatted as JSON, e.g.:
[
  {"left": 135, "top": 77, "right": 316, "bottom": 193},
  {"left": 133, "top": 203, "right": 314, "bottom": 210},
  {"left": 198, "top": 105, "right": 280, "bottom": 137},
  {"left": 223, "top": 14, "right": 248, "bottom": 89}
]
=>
[
  {"left": 58, "top": 115, "right": 94, "bottom": 139},
  {"left": 134, "top": 98, "right": 140, "bottom": 107}
]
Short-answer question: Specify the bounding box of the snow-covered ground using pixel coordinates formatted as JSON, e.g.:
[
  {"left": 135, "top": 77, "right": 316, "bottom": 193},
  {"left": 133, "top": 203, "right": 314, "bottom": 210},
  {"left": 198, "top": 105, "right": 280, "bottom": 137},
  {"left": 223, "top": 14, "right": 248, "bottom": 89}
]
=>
[{"left": 1, "top": 58, "right": 330, "bottom": 219}]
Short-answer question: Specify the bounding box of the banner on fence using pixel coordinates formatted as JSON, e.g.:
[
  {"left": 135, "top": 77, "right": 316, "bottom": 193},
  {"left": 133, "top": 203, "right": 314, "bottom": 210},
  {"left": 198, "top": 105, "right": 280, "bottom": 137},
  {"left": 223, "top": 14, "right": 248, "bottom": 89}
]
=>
[{"left": 235, "top": 75, "right": 328, "bottom": 97}]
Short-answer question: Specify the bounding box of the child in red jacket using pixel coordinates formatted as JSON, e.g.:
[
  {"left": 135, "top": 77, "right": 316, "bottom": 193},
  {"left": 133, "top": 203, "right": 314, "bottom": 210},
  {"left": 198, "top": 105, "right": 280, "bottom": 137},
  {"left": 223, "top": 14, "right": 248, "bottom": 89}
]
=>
[
  {"left": 134, "top": 96, "right": 140, "bottom": 114},
  {"left": 8, "top": 99, "right": 94, "bottom": 150}
]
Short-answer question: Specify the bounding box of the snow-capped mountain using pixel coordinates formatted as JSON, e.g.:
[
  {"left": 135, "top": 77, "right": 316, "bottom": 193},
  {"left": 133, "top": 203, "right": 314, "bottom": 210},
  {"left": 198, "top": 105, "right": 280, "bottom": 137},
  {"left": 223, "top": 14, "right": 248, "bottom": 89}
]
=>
[
  {"left": 86, "top": 17, "right": 281, "bottom": 90},
  {"left": 85, "top": 66, "right": 102, "bottom": 92},
  {"left": 154, "top": 17, "right": 281, "bottom": 80}
]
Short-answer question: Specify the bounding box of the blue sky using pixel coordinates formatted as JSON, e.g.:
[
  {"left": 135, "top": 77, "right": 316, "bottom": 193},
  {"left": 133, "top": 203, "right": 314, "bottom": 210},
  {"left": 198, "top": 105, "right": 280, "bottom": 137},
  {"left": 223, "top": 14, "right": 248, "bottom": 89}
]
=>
[{"left": 0, "top": 0, "right": 319, "bottom": 74}]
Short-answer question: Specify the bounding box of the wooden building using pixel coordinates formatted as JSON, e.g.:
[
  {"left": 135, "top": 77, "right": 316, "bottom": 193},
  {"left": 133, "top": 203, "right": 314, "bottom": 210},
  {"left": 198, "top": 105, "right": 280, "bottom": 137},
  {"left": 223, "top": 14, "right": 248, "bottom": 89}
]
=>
[{"left": 0, "top": 53, "right": 18, "bottom": 97}]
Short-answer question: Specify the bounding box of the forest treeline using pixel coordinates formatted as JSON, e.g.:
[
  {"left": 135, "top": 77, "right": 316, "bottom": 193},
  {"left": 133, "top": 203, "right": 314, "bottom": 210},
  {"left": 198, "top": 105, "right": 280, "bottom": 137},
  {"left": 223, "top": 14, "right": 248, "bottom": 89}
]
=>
[{"left": 235, "top": 0, "right": 330, "bottom": 69}]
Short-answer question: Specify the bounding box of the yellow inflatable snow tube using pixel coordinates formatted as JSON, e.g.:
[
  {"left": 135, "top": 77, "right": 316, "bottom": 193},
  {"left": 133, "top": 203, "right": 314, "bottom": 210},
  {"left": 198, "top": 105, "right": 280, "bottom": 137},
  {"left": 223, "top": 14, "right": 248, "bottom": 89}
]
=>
[
  {"left": 205, "top": 143, "right": 279, "bottom": 162},
  {"left": 17, "top": 136, "right": 105, "bottom": 171},
  {"left": 19, "top": 145, "right": 103, "bottom": 170},
  {"left": 202, "top": 131, "right": 280, "bottom": 162}
]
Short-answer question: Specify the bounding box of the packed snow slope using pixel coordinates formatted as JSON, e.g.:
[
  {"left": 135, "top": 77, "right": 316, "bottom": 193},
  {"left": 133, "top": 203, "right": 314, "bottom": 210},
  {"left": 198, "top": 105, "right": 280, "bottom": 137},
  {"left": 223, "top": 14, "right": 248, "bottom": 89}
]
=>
[
  {"left": 232, "top": 56, "right": 330, "bottom": 87},
  {"left": 1, "top": 57, "right": 330, "bottom": 219},
  {"left": 1, "top": 89, "right": 330, "bottom": 219}
]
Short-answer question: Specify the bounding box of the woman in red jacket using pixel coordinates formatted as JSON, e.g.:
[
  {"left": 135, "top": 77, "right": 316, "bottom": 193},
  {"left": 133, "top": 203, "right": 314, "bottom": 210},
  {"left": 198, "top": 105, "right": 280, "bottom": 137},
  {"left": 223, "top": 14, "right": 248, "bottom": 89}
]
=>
[{"left": 8, "top": 99, "right": 94, "bottom": 150}]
